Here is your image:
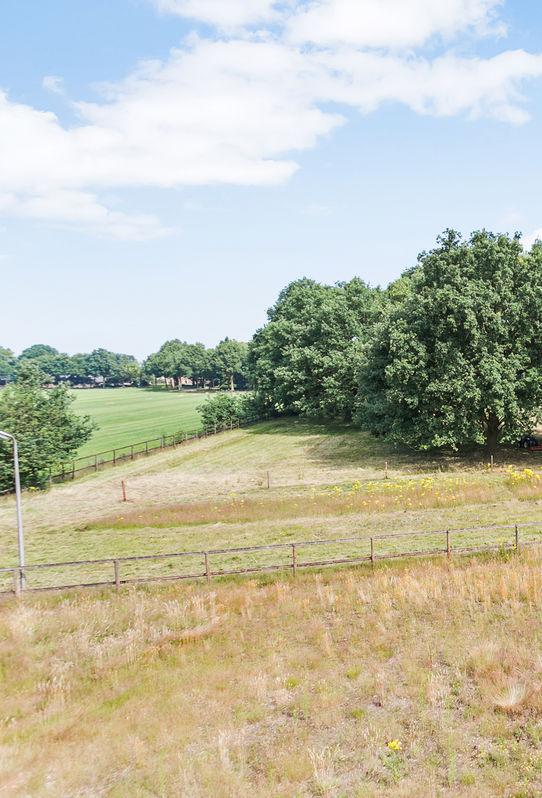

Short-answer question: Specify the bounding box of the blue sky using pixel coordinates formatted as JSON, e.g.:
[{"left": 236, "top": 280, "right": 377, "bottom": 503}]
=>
[{"left": 2, "top": 0, "right": 542, "bottom": 358}]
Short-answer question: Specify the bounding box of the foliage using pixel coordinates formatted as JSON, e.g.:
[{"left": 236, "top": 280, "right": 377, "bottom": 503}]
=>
[
  {"left": 249, "top": 277, "right": 381, "bottom": 420},
  {"left": 142, "top": 340, "right": 211, "bottom": 387},
  {"left": 11, "top": 345, "right": 141, "bottom": 387},
  {"left": 82, "top": 349, "right": 140, "bottom": 385},
  {"left": 212, "top": 338, "right": 248, "bottom": 391},
  {"left": 0, "top": 363, "right": 95, "bottom": 490},
  {"left": 0, "top": 347, "right": 17, "bottom": 383},
  {"left": 197, "top": 392, "right": 256, "bottom": 430},
  {"left": 143, "top": 338, "right": 248, "bottom": 390},
  {"left": 357, "top": 230, "right": 542, "bottom": 453}
]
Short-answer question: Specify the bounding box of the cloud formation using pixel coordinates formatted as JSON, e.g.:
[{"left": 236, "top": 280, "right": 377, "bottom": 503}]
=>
[
  {"left": 0, "top": 0, "right": 540, "bottom": 239},
  {"left": 286, "top": 0, "right": 505, "bottom": 49}
]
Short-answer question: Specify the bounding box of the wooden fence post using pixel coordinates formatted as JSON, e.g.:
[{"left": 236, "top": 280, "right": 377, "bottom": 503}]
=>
[
  {"left": 515, "top": 524, "right": 519, "bottom": 552},
  {"left": 145, "top": 440, "right": 149, "bottom": 456},
  {"left": 114, "top": 559, "right": 120, "bottom": 589},
  {"left": 131, "top": 445, "right": 134, "bottom": 461},
  {"left": 72, "top": 461, "right": 75, "bottom": 480},
  {"left": 292, "top": 544, "right": 297, "bottom": 577},
  {"left": 446, "top": 529, "right": 451, "bottom": 559},
  {"left": 121, "top": 481, "right": 127, "bottom": 502},
  {"left": 94, "top": 454, "right": 98, "bottom": 472},
  {"left": 113, "top": 449, "right": 116, "bottom": 466},
  {"left": 13, "top": 569, "right": 21, "bottom": 597},
  {"left": 204, "top": 552, "right": 211, "bottom": 584},
  {"left": 370, "top": 537, "right": 375, "bottom": 568},
  {"left": 266, "top": 471, "right": 270, "bottom": 490},
  {"left": 385, "top": 462, "right": 388, "bottom": 479}
]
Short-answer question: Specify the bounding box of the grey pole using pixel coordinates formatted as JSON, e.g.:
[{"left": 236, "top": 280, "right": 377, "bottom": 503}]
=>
[{"left": 0, "top": 431, "right": 25, "bottom": 590}]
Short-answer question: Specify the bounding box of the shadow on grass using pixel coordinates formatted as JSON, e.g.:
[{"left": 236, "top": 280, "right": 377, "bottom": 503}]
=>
[{"left": 247, "top": 417, "right": 537, "bottom": 473}]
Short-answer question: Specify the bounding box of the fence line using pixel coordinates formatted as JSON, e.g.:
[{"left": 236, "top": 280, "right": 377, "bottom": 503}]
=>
[
  {"left": 48, "top": 415, "right": 264, "bottom": 484},
  {"left": 2, "top": 521, "right": 541, "bottom": 597}
]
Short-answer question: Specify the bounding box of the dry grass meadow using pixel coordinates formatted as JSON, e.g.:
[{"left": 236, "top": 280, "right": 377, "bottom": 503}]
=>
[
  {"left": 3, "top": 419, "right": 542, "bottom": 795},
  {"left": 4, "top": 555, "right": 542, "bottom": 796}
]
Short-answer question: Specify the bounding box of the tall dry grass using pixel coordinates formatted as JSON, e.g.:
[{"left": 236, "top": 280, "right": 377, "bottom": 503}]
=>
[{"left": 3, "top": 552, "right": 542, "bottom": 796}]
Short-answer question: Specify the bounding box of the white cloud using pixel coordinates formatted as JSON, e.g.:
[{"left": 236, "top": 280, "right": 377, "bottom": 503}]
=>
[
  {"left": 0, "top": 190, "right": 167, "bottom": 241},
  {"left": 312, "top": 49, "right": 542, "bottom": 123},
  {"left": 1, "top": 0, "right": 542, "bottom": 238},
  {"left": 287, "top": 0, "right": 505, "bottom": 49},
  {"left": 150, "top": 0, "right": 283, "bottom": 28}
]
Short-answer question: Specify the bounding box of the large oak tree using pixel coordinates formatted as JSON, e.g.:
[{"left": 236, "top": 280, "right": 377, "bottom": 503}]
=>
[
  {"left": 357, "top": 230, "right": 542, "bottom": 453},
  {"left": 249, "top": 277, "right": 381, "bottom": 420}
]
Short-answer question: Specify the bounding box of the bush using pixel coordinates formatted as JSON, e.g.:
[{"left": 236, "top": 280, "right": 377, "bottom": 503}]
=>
[{"left": 197, "top": 393, "right": 260, "bottom": 431}]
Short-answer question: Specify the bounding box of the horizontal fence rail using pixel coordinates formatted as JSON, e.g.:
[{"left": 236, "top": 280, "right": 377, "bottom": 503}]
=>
[
  {"left": 2, "top": 521, "right": 541, "bottom": 597},
  {"left": 48, "top": 415, "right": 264, "bottom": 484}
]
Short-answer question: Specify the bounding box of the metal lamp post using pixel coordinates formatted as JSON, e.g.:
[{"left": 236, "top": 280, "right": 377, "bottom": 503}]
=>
[{"left": 0, "top": 431, "right": 25, "bottom": 591}]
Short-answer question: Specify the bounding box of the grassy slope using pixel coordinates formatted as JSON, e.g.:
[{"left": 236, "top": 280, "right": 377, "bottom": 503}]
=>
[
  {"left": 70, "top": 387, "right": 204, "bottom": 457},
  {"left": 3, "top": 553, "right": 542, "bottom": 796},
  {"left": 1, "top": 418, "right": 542, "bottom": 588}
]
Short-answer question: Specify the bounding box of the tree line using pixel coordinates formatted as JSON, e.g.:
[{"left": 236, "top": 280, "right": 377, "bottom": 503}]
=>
[
  {"left": 248, "top": 230, "right": 542, "bottom": 454},
  {"left": 3, "top": 228, "right": 542, "bottom": 492},
  {"left": 0, "top": 338, "right": 249, "bottom": 391}
]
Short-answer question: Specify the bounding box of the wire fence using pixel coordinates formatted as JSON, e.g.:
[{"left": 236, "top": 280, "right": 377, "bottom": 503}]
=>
[
  {"left": 48, "top": 415, "right": 264, "bottom": 484},
  {"left": 2, "top": 521, "right": 541, "bottom": 597}
]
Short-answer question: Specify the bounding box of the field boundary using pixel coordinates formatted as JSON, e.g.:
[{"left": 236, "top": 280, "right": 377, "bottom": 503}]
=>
[
  {"left": 1, "top": 521, "right": 540, "bottom": 597},
  {"left": 49, "top": 415, "right": 264, "bottom": 484}
]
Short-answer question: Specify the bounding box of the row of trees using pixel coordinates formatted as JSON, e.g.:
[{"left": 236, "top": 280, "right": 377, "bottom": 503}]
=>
[
  {"left": 3, "top": 227, "right": 539, "bottom": 493},
  {"left": 143, "top": 338, "right": 248, "bottom": 391},
  {"left": 0, "top": 339, "right": 249, "bottom": 391},
  {"left": 249, "top": 230, "right": 542, "bottom": 454},
  {"left": 0, "top": 345, "right": 140, "bottom": 387}
]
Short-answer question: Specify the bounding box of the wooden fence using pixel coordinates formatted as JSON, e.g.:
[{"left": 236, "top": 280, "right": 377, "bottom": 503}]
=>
[
  {"left": 2, "top": 521, "right": 541, "bottom": 597},
  {"left": 49, "top": 415, "right": 263, "bottom": 484}
]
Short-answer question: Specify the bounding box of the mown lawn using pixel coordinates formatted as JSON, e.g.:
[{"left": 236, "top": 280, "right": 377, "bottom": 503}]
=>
[{"left": 70, "top": 388, "right": 205, "bottom": 457}]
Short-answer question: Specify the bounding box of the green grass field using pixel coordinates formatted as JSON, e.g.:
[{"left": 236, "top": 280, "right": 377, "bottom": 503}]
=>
[
  {"left": 1, "top": 417, "right": 542, "bottom": 584},
  {"left": 3, "top": 420, "right": 542, "bottom": 795},
  {"left": 71, "top": 388, "right": 205, "bottom": 457}
]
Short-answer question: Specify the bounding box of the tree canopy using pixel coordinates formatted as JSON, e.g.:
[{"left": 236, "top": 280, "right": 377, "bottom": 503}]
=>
[
  {"left": 0, "top": 363, "right": 95, "bottom": 490},
  {"left": 356, "top": 230, "right": 542, "bottom": 453},
  {"left": 0, "top": 347, "right": 17, "bottom": 384},
  {"left": 249, "top": 277, "right": 381, "bottom": 420},
  {"left": 143, "top": 339, "right": 248, "bottom": 390}
]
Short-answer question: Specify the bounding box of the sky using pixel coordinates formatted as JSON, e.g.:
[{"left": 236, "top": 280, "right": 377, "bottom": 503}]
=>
[{"left": 2, "top": 0, "right": 542, "bottom": 359}]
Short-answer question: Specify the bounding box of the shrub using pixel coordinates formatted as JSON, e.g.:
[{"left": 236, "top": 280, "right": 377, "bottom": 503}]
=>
[{"left": 197, "top": 393, "right": 260, "bottom": 431}]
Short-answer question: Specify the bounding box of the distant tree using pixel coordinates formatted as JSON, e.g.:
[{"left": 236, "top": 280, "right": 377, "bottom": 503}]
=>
[
  {"left": 0, "top": 347, "right": 17, "bottom": 384},
  {"left": 83, "top": 349, "right": 117, "bottom": 383},
  {"left": 186, "top": 343, "right": 210, "bottom": 389},
  {"left": 17, "top": 344, "right": 73, "bottom": 383},
  {"left": 143, "top": 340, "right": 191, "bottom": 388},
  {"left": 357, "top": 230, "right": 542, "bottom": 454},
  {"left": 213, "top": 338, "right": 248, "bottom": 391},
  {"left": 19, "top": 344, "right": 59, "bottom": 361},
  {"left": 249, "top": 278, "right": 381, "bottom": 420},
  {"left": 0, "top": 362, "right": 95, "bottom": 490},
  {"left": 82, "top": 349, "right": 140, "bottom": 386}
]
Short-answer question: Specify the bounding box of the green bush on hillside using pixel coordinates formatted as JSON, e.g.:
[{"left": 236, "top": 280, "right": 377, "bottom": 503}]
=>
[{"left": 197, "top": 393, "right": 260, "bottom": 431}]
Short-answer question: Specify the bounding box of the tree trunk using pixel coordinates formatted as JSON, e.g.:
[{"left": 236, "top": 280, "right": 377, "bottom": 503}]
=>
[
  {"left": 485, "top": 413, "right": 501, "bottom": 456},
  {"left": 230, "top": 373, "right": 234, "bottom": 392}
]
